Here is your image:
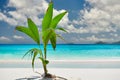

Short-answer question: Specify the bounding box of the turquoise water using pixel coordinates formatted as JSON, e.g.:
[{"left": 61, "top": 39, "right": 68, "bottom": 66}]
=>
[{"left": 0, "top": 44, "right": 120, "bottom": 60}]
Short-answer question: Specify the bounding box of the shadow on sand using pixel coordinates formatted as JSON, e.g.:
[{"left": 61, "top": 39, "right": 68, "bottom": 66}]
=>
[{"left": 16, "top": 76, "right": 67, "bottom": 80}]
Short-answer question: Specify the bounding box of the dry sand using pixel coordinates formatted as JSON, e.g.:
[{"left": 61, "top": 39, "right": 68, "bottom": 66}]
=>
[
  {"left": 0, "top": 68, "right": 120, "bottom": 80},
  {"left": 0, "top": 60, "right": 120, "bottom": 80}
]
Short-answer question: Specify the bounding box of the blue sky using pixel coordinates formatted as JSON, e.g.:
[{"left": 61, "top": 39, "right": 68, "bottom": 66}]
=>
[{"left": 0, "top": 0, "right": 120, "bottom": 44}]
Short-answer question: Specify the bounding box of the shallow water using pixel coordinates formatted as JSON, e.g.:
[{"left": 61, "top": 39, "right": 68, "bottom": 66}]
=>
[{"left": 0, "top": 44, "right": 120, "bottom": 60}]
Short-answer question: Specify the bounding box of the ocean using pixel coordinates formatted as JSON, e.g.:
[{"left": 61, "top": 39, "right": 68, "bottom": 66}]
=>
[{"left": 0, "top": 44, "right": 120, "bottom": 60}]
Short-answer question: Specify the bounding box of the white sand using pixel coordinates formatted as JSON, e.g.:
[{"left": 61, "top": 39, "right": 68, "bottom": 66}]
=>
[
  {"left": 0, "top": 68, "right": 120, "bottom": 80},
  {"left": 0, "top": 60, "right": 120, "bottom": 80}
]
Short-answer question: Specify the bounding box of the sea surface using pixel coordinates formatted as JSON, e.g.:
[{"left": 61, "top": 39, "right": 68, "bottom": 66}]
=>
[{"left": 0, "top": 44, "right": 120, "bottom": 60}]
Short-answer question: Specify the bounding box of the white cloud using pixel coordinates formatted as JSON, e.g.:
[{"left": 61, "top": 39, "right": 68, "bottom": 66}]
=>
[
  {"left": 0, "top": 0, "right": 70, "bottom": 28},
  {"left": 0, "top": 0, "right": 71, "bottom": 43},
  {"left": 80, "top": 35, "right": 114, "bottom": 42},
  {"left": 86, "top": 0, "right": 120, "bottom": 6},
  {"left": 73, "top": 0, "right": 120, "bottom": 34},
  {"left": 1, "top": 0, "right": 120, "bottom": 44},
  {"left": 6, "top": 0, "right": 48, "bottom": 26},
  {"left": 110, "top": 33, "right": 118, "bottom": 37},
  {"left": 13, "top": 35, "right": 24, "bottom": 39},
  {"left": 0, "top": 12, "right": 17, "bottom": 26},
  {"left": 68, "top": 0, "right": 120, "bottom": 43},
  {"left": 8, "top": 0, "right": 33, "bottom": 9},
  {"left": 0, "top": 36, "right": 11, "bottom": 42}
]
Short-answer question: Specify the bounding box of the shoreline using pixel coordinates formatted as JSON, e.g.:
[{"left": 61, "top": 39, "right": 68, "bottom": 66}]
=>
[{"left": 1, "top": 59, "right": 120, "bottom": 63}]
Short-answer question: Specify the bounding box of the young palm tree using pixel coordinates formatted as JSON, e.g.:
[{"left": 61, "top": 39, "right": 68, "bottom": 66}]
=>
[
  {"left": 15, "top": 1, "right": 67, "bottom": 77},
  {"left": 41, "top": 1, "right": 67, "bottom": 76}
]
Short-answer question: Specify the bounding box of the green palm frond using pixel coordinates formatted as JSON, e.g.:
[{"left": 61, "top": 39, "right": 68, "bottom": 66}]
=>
[
  {"left": 42, "top": 29, "right": 53, "bottom": 48},
  {"left": 56, "top": 27, "right": 68, "bottom": 33},
  {"left": 56, "top": 34, "right": 65, "bottom": 41},
  {"left": 50, "top": 11, "right": 67, "bottom": 29},
  {"left": 50, "top": 30, "right": 56, "bottom": 50},
  {"left": 42, "top": 1, "right": 53, "bottom": 31},
  {"left": 41, "top": 2, "right": 67, "bottom": 50},
  {"left": 15, "top": 18, "right": 40, "bottom": 45},
  {"left": 28, "top": 18, "right": 40, "bottom": 44},
  {"left": 22, "top": 48, "right": 43, "bottom": 70}
]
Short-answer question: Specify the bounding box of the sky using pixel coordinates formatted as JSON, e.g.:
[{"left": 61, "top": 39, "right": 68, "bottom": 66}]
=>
[{"left": 0, "top": 0, "right": 120, "bottom": 44}]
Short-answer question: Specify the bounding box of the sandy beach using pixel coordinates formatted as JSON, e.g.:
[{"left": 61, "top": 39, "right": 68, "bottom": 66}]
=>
[
  {"left": 0, "top": 60, "right": 120, "bottom": 80},
  {"left": 0, "top": 0, "right": 120, "bottom": 79},
  {"left": 0, "top": 68, "right": 120, "bottom": 80},
  {"left": 1, "top": 59, "right": 120, "bottom": 68}
]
